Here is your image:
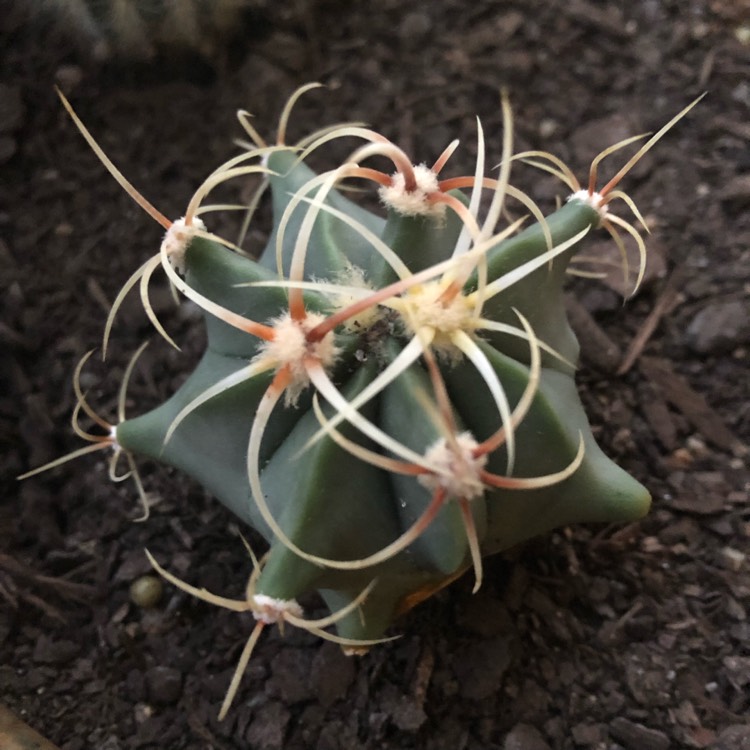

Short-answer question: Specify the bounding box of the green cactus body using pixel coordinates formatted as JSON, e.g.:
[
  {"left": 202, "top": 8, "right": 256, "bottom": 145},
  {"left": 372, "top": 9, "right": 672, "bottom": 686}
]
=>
[{"left": 115, "top": 146, "right": 650, "bottom": 643}]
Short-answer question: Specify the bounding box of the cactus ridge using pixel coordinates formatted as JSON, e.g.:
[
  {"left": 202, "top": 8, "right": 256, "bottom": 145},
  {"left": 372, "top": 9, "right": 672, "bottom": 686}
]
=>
[{"left": 22, "top": 86, "right": 703, "bottom": 718}]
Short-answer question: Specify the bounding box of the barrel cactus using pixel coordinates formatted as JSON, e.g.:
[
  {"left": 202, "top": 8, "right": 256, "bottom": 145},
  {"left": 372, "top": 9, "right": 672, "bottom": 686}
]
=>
[
  {"left": 22, "top": 85, "right": 699, "bottom": 718},
  {"left": 39, "top": 0, "right": 256, "bottom": 61}
]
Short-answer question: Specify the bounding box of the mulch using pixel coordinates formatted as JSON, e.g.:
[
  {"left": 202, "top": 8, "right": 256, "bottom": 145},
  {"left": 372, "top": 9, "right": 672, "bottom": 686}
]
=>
[{"left": 1, "top": 1, "right": 748, "bottom": 748}]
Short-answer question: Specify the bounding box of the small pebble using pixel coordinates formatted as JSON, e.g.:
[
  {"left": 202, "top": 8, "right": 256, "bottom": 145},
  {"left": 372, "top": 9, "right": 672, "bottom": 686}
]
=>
[
  {"left": 145, "top": 665, "right": 182, "bottom": 705},
  {"left": 685, "top": 300, "right": 750, "bottom": 355},
  {"left": 129, "top": 575, "right": 164, "bottom": 608},
  {"left": 32, "top": 636, "right": 80, "bottom": 665},
  {"left": 399, "top": 12, "right": 432, "bottom": 46},
  {"left": 310, "top": 642, "right": 356, "bottom": 708},
  {"left": 721, "top": 546, "right": 746, "bottom": 573},
  {"left": 245, "top": 701, "right": 290, "bottom": 749},
  {"left": 54, "top": 64, "right": 84, "bottom": 93}
]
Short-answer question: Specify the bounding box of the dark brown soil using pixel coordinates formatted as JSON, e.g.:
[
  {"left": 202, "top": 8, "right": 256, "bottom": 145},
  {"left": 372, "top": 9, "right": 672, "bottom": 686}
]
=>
[{"left": 2, "top": 2, "right": 749, "bottom": 749}]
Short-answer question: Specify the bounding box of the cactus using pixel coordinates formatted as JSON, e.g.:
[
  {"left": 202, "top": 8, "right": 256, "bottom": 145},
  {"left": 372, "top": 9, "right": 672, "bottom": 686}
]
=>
[
  {"left": 21, "top": 85, "right": 700, "bottom": 718},
  {"left": 39, "top": 0, "right": 257, "bottom": 60}
]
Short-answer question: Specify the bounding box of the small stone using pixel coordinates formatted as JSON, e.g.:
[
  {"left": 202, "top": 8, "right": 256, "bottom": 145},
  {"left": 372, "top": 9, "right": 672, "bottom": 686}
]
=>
[
  {"left": 625, "top": 651, "right": 672, "bottom": 706},
  {"left": 511, "top": 678, "right": 550, "bottom": 720},
  {"left": 721, "top": 173, "right": 750, "bottom": 209},
  {"left": 398, "top": 12, "right": 432, "bottom": 46},
  {"left": 245, "top": 701, "right": 290, "bottom": 749},
  {"left": 538, "top": 119, "right": 558, "bottom": 139},
  {"left": 453, "top": 636, "right": 513, "bottom": 700},
  {"left": 378, "top": 683, "right": 427, "bottom": 732},
  {"left": 54, "top": 64, "right": 84, "bottom": 92},
  {"left": 129, "top": 575, "right": 164, "bottom": 608},
  {"left": 391, "top": 699, "right": 427, "bottom": 732},
  {"left": 707, "top": 518, "right": 735, "bottom": 538},
  {"left": 145, "top": 665, "right": 182, "bottom": 705},
  {"left": 570, "top": 113, "right": 638, "bottom": 174},
  {"left": 504, "top": 723, "right": 551, "bottom": 750},
  {"left": 731, "top": 81, "right": 750, "bottom": 105},
  {"left": 735, "top": 23, "right": 750, "bottom": 46},
  {"left": 720, "top": 546, "right": 746, "bottom": 572},
  {"left": 266, "top": 648, "right": 315, "bottom": 704},
  {"left": 95, "top": 736, "right": 123, "bottom": 750},
  {"left": 114, "top": 550, "right": 153, "bottom": 582},
  {"left": 726, "top": 596, "right": 747, "bottom": 621},
  {"left": 133, "top": 702, "right": 153, "bottom": 724},
  {"left": 671, "top": 699, "right": 700, "bottom": 728},
  {"left": 610, "top": 717, "right": 670, "bottom": 750},
  {"left": 32, "top": 636, "right": 80, "bottom": 665},
  {"left": 723, "top": 655, "right": 750, "bottom": 690},
  {"left": 310, "top": 642, "right": 356, "bottom": 708},
  {"left": 685, "top": 300, "right": 750, "bottom": 354},
  {"left": 315, "top": 717, "right": 360, "bottom": 750},
  {"left": 570, "top": 722, "right": 604, "bottom": 745}
]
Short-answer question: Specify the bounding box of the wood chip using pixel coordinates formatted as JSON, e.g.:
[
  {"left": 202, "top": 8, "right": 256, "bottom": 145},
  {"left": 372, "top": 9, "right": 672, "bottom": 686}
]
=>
[
  {"left": 560, "top": 0, "right": 630, "bottom": 38},
  {"left": 639, "top": 381, "right": 679, "bottom": 451},
  {"left": 638, "top": 356, "right": 746, "bottom": 455},
  {"left": 565, "top": 294, "right": 621, "bottom": 372},
  {"left": 720, "top": 174, "right": 750, "bottom": 205},
  {"left": 0, "top": 704, "right": 60, "bottom": 750},
  {"left": 618, "top": 268, "right": 685, "bottom": 375},
  {"left": 713, "top": 114, "right": 750, "bottom": 140},
  {"left": 663, "top": 488, "right": 727, "bottom": 515},
  {"left": 0, "top": 554, "right": 97, "bottom": 601},
  {"left": 610, "top": 716, "right": 670, "bottom": 750}
]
